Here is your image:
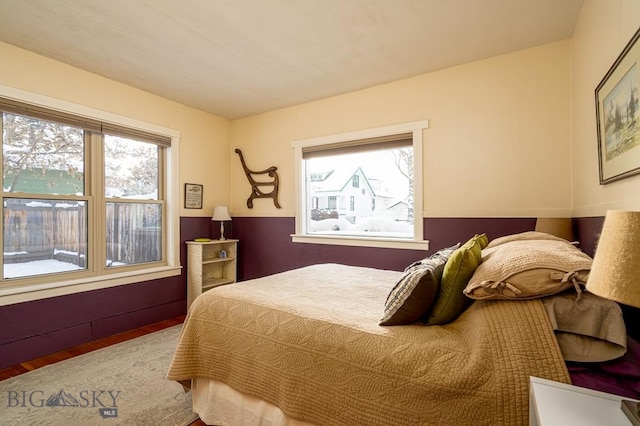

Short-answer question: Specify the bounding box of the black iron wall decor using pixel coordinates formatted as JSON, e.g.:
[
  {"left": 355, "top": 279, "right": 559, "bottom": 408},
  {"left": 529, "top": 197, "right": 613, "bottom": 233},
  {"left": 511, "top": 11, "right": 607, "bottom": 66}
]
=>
[{"left": 235, "top": 148, "right": 281, "bottom": 209}]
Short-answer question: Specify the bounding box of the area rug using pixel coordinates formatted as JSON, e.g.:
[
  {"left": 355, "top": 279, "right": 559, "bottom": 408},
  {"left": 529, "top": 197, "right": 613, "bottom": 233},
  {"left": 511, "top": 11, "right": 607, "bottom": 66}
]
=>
[{"left": 0, "top": 325, "right": 198, "bottom": 425}]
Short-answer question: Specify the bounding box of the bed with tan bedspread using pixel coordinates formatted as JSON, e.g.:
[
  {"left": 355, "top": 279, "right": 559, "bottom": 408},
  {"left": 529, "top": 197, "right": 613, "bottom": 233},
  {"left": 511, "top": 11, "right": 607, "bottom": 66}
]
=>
[{"left": 167, "top": 263, "right": 570, "bottom": 425}]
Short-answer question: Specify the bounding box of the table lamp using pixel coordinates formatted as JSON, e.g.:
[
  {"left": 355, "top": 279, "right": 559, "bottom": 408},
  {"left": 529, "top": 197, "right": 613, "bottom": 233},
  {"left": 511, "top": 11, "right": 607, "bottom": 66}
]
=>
[
  {"left": 212, "top": 205, "right": 231, "bottom": 240},
  {"left": 535, "top": 217, "right": 575, "bottom": 241},
  {"left": 585, "top": 210, "right": 640, "bottom": 425}
]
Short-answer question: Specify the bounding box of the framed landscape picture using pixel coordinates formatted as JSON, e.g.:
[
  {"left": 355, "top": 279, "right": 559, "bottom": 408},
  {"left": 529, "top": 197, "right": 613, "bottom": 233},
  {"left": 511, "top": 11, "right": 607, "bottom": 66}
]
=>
[{"left": 595, "top": 27, "right": 640, "bottom": 184}]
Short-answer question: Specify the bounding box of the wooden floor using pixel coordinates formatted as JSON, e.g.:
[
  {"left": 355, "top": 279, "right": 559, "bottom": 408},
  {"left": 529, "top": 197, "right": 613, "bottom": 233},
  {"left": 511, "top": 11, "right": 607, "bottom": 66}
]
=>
[{"left": 0, "top": 316, "right": 207, "bottom": 426}]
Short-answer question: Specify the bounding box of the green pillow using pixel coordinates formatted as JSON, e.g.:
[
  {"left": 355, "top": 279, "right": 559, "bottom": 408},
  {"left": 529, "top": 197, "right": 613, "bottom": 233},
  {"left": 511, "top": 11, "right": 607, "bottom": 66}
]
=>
[{"left": 426, "top": 234, "right": 488, "bottom": 325}]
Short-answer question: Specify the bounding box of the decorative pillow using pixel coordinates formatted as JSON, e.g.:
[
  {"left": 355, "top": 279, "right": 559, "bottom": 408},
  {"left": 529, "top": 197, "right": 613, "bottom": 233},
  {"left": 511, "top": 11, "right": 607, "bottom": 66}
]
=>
[
  {"left": 425, "top": 234, "right": 488, "bottom": 325},
  {"left": 543, "top": 290, "right": 627, "bottom": 362},
  {"left": 379, "top": 244, "right": 459, "bottom": 326},
  {"left": 464, "top": 231, "right": 592, "bottom": 300}
]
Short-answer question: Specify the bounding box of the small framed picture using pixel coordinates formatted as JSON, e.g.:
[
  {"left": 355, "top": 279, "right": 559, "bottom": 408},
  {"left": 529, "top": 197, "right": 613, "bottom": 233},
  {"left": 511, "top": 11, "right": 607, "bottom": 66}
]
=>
[{"left": 184, "top": 183, "right": 203, "bottom": 209}]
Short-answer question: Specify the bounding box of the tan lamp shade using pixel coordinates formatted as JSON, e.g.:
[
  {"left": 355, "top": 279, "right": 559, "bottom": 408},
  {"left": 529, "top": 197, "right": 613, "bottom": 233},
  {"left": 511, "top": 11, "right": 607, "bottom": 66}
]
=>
[
  {"left": 586, "top": 210, "right": 640, "bottom": 308},
  {"left": 535, "top": 217, "right": 575, "bottom": 241}
]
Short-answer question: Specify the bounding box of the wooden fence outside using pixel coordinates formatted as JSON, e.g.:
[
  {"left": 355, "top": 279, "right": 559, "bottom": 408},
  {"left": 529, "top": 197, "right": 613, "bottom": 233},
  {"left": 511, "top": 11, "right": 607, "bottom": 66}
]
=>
[{"left": 3, "top": 202, "right": 160, "bottom": 266}]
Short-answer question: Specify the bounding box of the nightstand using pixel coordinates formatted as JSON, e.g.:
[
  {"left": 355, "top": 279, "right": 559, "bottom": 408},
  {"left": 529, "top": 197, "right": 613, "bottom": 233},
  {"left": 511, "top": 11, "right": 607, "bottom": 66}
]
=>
[
  {"left": 186, "top": 239, "right": 238, "bottom": 308},
  {"left": 530, "top": 376, "right": 638, "bottom": 425}
]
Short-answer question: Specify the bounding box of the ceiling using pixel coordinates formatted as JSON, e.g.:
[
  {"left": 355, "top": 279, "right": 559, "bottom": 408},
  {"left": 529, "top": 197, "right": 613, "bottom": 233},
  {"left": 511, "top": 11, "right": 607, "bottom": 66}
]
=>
[{"left": 0, "top": 0, "right": 585, "bottom": 120}]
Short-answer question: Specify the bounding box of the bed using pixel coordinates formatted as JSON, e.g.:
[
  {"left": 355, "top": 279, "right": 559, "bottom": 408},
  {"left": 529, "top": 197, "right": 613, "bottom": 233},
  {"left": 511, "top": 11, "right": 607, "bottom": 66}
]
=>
[{"left": 166, "top": 232, "right": 632, "bottom": 425}]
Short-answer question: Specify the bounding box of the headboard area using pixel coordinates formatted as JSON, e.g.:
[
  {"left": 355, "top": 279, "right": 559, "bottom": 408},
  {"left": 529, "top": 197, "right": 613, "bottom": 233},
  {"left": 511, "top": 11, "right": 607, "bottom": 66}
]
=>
[{"left": 575, "top": 216, "right": 639, "bottom": 342}]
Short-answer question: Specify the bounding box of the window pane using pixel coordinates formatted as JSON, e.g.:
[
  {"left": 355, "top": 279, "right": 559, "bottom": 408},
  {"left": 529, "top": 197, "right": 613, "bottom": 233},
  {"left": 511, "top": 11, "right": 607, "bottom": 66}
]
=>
[
  {"left": 106, "top": 202, "right": 161, "bottom": 267},
  {"left": 3, "top": 198, "right": 87, "bottom": 279},
  {"left": 305, "top": 146, "right": 413, "bottom": 238},
  {"left": 104, "top": 135, "right": 158, "bottom": 199},
  {"left": 2, "top": 112, "right": 84, "bottom": 195}
]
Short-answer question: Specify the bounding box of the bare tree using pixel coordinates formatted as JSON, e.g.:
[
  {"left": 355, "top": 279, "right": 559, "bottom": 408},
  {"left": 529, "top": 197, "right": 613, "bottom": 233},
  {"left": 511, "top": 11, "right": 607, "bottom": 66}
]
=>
[
  {"left": 3, "top": 113, "right": 84, "bottom": 193},
  {"left": 104, "top": 135, "right": 158, "bottom": 198},
  {"left": 393, "top": 147, "right": 413, "bottom": 223}
]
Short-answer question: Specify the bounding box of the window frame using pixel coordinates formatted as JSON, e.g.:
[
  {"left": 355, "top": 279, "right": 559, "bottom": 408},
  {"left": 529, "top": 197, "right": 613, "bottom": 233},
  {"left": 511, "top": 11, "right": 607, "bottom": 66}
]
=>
[
  {"left": 291, "top": 120, "right": 429, "bottom": 250},
  {"left": 0, "top": 84, "right": 181, "bottom": 306}
]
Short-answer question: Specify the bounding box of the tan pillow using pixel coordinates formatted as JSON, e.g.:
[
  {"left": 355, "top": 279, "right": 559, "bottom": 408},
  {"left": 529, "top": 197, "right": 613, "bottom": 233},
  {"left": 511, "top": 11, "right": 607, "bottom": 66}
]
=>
[
  {"left": 464, "top": 231, "right": 592, "bottom": 300},
  {"left": 542, "top": 290, "right": 627, "bottom": 362}
]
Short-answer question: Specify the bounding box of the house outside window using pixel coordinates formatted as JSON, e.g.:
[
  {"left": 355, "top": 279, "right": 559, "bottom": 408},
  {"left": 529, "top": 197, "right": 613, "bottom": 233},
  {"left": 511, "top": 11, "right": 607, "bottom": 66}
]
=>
[
  {"left": 291, "top": 120, "right": 429, "bottom": 249},
  {"left": 0, "top": 92, "right": 180, "bottom": 300}
]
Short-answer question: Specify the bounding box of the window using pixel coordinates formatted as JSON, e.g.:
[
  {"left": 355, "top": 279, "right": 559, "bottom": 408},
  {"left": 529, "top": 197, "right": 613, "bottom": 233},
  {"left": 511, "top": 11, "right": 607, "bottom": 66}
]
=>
[
  {"left": 0, "top": 91, "right": 179, "bottom": 301},
  {"left": 292, "top": 120, "right": 429, "bottom": 249}
]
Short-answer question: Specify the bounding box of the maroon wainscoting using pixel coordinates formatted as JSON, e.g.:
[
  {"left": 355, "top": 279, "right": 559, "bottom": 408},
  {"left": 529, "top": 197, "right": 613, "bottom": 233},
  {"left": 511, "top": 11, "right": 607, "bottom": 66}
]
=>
[
  {"left": 231, "top": 217, "right": 427, "bottom": 281},
  {"left": 0, "top": 276, "right": 185, "bottom": 369},
  {"left": 573, "top": 216, "right": 605, "bottom": 257},
  {"left": 425, "top": 217, "right": 537, "bottom": 251}
]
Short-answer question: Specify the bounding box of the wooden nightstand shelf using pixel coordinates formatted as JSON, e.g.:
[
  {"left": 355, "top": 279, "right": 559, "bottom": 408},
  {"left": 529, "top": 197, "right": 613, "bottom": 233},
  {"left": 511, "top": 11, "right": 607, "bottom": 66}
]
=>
[{"left": 186, "top": 239, "right": 238, "bottom": 308}]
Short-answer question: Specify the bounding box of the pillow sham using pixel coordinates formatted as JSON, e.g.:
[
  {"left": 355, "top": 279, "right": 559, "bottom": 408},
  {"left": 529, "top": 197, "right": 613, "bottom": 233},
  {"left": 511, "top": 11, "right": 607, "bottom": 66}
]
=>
[
  {"left": 464, "top": 231, "right": 592, "bottom": 300},
  {"left": 379, "top": 244, "right": 459, "bottom": 326},
  {"left": 543, "top": 290, "right": 627, "bottom": 362},
  {"left": 425, "top": 234, "right": 488, "bottom": 325}
]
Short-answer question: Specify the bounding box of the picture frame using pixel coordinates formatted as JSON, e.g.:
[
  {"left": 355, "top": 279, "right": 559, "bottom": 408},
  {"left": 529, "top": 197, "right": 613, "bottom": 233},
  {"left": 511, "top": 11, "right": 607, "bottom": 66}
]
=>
[
  {"left": 595, "top": 26, "right": 640, "bottom": 184},
  {"left": 184, "top": 183, "right": 203, "bottom": 209}
]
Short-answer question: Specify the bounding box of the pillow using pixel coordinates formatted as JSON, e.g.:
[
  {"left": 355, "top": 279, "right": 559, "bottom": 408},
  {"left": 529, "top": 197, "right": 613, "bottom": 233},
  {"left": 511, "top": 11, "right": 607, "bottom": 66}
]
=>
[
  {"left": 425, "top": 234, "right": 488, "bottom": 325},
  {"left": 543, "top": 290, "right": 627, "bottom": 362},
  {"left": 379, "top": 244, "right": 459, "bottom": 326},
  {"left": 464, "top": 231, "right": 592, "bottom": 300}
]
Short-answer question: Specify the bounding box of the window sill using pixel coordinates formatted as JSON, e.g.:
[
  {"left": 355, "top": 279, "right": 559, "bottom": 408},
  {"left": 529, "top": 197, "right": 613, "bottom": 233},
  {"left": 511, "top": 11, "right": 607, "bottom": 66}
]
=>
[
  {"left": 291, "top": 234, "right": 429, "bottom": 250},
  {"left": 0, "top": 265, "right": 182, "bottom": 306}
]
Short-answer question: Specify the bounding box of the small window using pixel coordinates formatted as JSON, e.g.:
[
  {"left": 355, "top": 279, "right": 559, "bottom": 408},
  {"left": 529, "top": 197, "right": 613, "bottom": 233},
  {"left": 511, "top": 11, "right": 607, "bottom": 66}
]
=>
[{"left": 292, "top": 121, "right": 429, "bottom": 249}]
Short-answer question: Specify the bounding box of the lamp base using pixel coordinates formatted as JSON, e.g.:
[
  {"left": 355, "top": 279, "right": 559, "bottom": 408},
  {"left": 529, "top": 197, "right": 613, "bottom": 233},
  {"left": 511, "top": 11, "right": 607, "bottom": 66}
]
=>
[
  {"left": 622, "top": 400, "right": 640, "bottom": 426},
  {"left": 219, "top": 222, "right": 226, "bottom": 241}
]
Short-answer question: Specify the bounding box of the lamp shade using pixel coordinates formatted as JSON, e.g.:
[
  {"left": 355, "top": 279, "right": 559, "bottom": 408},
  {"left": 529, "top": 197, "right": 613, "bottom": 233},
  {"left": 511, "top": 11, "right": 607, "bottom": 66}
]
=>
[
  {"left": 586, "top": 210, "right": 640, "bottom": 308},
  {"left": 535, "top": 217, "right": 575, "bottom": 241},
  {"left": 212, "top": 205, "right": 231, "bottom": 221}
]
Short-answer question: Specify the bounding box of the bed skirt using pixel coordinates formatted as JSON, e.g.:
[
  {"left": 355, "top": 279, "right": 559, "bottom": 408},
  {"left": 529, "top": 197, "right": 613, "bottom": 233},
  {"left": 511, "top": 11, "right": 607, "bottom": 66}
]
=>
[{"left": 193, "top": 378, "right": 314, "bottom": 426}]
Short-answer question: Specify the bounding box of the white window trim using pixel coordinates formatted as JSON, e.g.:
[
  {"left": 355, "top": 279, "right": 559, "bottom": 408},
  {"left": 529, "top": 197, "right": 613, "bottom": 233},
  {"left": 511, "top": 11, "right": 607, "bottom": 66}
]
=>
[
  {"left": 291, "top": 120, "right": 429, "bottom": 250},
  {"left": 0, "top": 84, "right": 181, "bottom": 306}
]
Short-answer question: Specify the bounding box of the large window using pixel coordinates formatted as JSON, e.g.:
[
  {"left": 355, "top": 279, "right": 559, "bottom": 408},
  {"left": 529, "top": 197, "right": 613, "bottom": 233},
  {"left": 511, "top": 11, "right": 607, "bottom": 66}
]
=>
[
  {"left": 292, "top": 121, "right": 429, "bottom": 249},
  {"left": 0, "top": 93, "right": 179, "bottom": 300}
]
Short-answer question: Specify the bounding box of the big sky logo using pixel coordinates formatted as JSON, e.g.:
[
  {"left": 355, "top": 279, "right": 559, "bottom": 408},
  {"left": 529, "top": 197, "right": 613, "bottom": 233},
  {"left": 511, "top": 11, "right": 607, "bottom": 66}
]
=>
[{"left": 7, "top": 389, "right": 120, "bottom": 418}]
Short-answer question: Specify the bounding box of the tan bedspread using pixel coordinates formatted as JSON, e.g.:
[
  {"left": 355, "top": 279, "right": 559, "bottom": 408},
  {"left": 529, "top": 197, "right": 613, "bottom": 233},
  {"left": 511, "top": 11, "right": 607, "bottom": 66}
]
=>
[{"left": 167, "top": 264, "right": 569, "bottom": 425}]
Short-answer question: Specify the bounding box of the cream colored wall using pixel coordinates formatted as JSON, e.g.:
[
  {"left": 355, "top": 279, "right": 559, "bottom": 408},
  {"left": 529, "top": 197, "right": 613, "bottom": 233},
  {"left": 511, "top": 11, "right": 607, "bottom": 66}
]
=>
[
  {"left": 231, "top": 41, "right": 573, "bottom": 219},
  {"left": 572, "top": 0, "right": 640, "bottom": 216},
  {"left": 0, "top": 41, "right": 230, "bottom": 217}
]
